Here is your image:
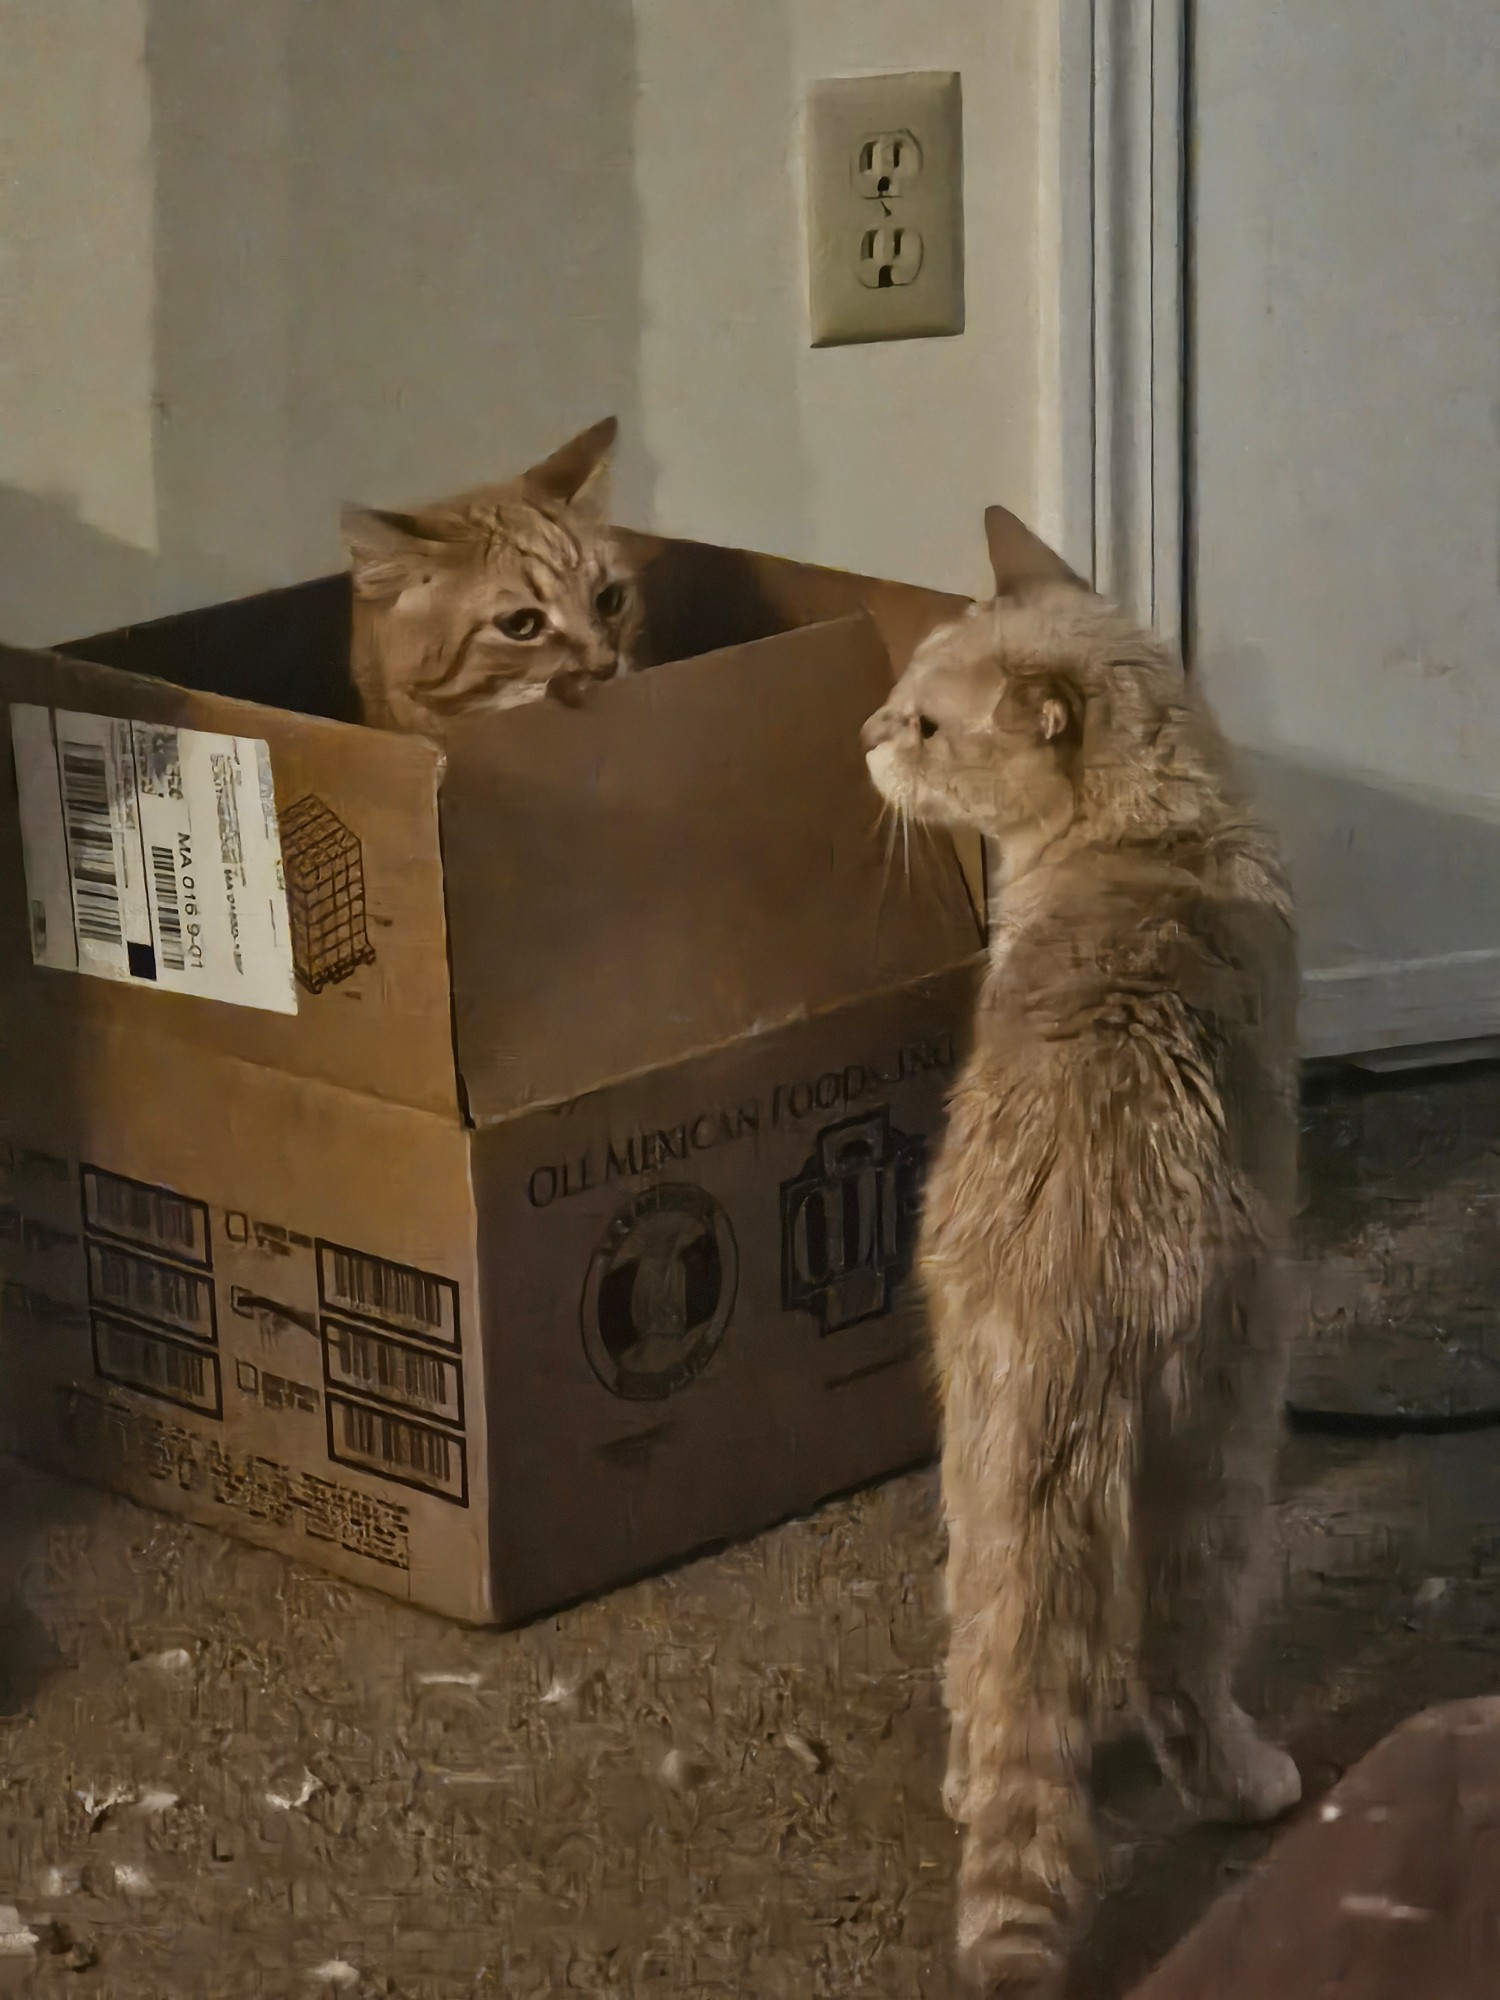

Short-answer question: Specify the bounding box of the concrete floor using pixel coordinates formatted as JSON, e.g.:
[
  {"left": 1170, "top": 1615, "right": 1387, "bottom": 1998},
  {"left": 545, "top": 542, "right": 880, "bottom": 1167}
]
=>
[
  {"left": 2, "top": 1064, "right": 1498, "bottom": 1998},
  {"left": 1, "top": 1425, "right": 1499, "bottom": 2000}
]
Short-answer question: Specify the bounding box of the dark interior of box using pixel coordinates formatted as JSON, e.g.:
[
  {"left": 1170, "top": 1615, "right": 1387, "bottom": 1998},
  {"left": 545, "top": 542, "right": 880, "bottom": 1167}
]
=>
[
  {"left": 56, "top": 540, "right": 810, "bottom": 724},
  {"left": 58, "top": 574, "right": 359, "bottom": 720}
]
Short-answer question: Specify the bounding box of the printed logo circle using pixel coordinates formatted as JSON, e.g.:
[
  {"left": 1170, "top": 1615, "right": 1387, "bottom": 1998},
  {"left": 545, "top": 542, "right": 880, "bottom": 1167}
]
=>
[{"left": 580, "top": 1183, "right": 738, "bottom": 1401}]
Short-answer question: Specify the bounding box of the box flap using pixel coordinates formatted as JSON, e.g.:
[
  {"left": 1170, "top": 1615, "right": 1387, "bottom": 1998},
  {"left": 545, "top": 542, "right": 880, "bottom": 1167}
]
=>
[
  {"left": 0, "top": 641, "right": 459, "bottom": 1117},
  {"left": 439, "top": 612, "right": 982, "bottom": 1122},
  {"left": 616, "top": 527, "right": 967, "bottom": 674},
  {"left": 65, "top": 542, "right": 988, "bottom": 930},
  {"left": 618, "top": 529, "right": 986, "bottom": 924}
]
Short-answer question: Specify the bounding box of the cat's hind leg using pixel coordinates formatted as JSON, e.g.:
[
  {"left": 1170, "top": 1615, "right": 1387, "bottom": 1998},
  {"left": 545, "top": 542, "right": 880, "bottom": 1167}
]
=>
[{"left": 1136, "top": 1273, "right": 1301, "bottom": 1826}]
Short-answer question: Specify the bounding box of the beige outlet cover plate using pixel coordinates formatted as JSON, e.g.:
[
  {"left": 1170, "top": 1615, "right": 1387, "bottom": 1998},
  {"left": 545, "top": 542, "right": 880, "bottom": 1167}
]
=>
[{"left": 804, "top": 71, "right": 965, "bottom": 348}]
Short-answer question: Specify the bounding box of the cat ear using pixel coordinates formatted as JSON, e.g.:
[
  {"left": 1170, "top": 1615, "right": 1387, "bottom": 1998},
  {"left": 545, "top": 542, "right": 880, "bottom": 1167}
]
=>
[
  {"left": 1038, "top": 695, "right": 1071, "bottom": 741},
  {"left": 522, "top": 416, "right": 618, "bottom": 516},
  {"left": 340, "top": 505, "right": 458, "bottom": 601},
  {"left": 984, "top": 505, "right": 1089, "bottom": 599},
  {"left": 998, "top": 674, "right": 1082, "bottom": 744}
]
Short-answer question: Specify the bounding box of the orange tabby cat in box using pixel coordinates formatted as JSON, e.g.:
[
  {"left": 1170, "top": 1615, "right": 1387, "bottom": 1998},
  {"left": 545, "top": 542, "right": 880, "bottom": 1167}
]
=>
[
  {"left": 340, "top": 417, "right": 642, "bottom": 735},
  {"left": 863, "top": 510, "right": 1300, "bottom": 1996}
]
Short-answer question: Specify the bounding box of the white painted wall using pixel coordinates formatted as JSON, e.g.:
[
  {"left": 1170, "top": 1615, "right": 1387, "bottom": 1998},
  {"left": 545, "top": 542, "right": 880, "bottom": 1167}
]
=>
[
  {"left": 1193, "top": 0, "right": 1500, "bottom": 807},
  {"left": 0, "top": 0, "right": 647, "bottom": 644},
  {"left": 0, "top": 1, "right": 157, "bottom": 567},
  {"left": 1192, "top": 0, "right": 1500, "bottom": 1055},
  {"left": 634, "top": 0, "right": 1041, "bottom": 596},
  {"left": 0, "top": 0, "right": 1045, "bottom": 648}
]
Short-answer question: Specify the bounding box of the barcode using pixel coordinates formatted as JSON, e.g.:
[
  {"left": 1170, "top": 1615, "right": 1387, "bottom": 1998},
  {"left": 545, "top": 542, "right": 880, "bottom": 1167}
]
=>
[
  {"left": 329, "top": 1250, "right": 444, "bottom": 1331},
  {"left": 59, "top": 739, "right": 122, "bottom": 946},
  {"left": 337, "top": 1329, "right": 449, "bottom": 1407},
  {"left": 92, "top": 1313, "right": 221, "bottom": 1416},
  {"left": 342, "top": 1402, "right": 450, "bottom": 1481},
  {"left": 89, "top": 1245, "right": 213, "bottom": 1340},
  {"left": 93, "top": 1178, "right": 196, "bottom": 1250},
  {"left": 83, "top": 1167, "right": 209, "bottom": 1266},
  {"left": 150, "top": 844, "right": 185, "bottom": 972},
  {"left": 102, "top": 1322, "right": 205, "bottom": 1397}
]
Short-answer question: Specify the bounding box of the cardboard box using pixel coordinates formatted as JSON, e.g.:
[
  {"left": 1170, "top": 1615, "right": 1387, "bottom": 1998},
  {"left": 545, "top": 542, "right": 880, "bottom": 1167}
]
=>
[{"left": 0, "top": 533, "right": 984, "bottom": 1624}]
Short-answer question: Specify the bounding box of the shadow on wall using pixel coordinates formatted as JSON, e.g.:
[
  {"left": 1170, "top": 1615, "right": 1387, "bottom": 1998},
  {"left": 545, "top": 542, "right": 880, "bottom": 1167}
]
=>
[
  {"left": 4, "top": 0, "right": 650, "bottom": 647},
  {"left": 0, "top": 486, "right": 258, "bottom": 648}
]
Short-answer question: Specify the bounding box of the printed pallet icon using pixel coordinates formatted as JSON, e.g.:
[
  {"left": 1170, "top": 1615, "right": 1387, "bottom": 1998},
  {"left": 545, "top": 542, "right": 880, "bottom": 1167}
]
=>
[{"left": 280, "top": 794, "right": 377, "bottom": 994}]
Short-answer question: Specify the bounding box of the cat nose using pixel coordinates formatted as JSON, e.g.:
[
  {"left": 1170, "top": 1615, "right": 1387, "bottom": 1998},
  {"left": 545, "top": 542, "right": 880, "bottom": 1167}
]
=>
[{"left": 860, "top": 707, "right": 898, "bottom": 752}]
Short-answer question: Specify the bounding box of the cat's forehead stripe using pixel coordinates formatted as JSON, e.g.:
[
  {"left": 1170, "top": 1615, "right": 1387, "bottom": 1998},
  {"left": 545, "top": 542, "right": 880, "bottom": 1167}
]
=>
[{"left": 506, "top": 507, "right": 582, "bottom": 571}]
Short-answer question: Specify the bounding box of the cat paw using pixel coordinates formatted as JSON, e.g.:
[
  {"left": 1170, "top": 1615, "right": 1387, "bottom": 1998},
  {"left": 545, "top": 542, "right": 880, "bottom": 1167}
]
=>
[
  {"left": 954, "top": 1907, "right": 1066, "bottom": 1999},
  {"left": 1165, "top": 1705, "right": 1301, "bottom": 1825},
  {"left": 1205, "top": 1729, "right": 1302, "bottom": 1825}
]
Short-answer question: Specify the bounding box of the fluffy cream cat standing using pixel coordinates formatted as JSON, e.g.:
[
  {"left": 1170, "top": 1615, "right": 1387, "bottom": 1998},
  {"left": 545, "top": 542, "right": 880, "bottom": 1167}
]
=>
[
  {"left": 862, "top": 510, "right": 1301, "bottom": 1997},
  {"left": 340, "top": 416, "right": 643, "bottom": 735}
]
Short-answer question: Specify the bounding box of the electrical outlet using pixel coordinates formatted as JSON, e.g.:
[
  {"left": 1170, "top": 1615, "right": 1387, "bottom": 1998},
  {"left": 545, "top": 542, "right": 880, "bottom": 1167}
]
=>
[
  {"left": 804, "top": 72, "right": 964, "bottom": 347},
  {"left": 855, "top": 131, "right": 922, "bottom": 201},
  {"left": 857, "top": 225, "right": 923, "bottom": 289}
]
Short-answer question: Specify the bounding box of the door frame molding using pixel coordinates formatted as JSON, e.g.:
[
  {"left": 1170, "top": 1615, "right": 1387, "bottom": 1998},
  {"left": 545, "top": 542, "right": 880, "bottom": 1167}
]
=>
[{"left": 1037, "top": 0, "right": 1187, "bottom": 645}]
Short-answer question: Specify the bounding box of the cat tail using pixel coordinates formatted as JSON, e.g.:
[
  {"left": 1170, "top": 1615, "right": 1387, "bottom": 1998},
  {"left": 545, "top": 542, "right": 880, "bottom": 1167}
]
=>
[{"left": 952, "top": 1339, "right": 1143, "bottom": 1996}]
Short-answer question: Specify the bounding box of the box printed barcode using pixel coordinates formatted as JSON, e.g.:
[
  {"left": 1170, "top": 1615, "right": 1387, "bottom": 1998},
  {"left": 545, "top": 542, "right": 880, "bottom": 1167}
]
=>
[
  {"left": 83, "top": 1166, "right": 211, "bottom": 1268},
  {"left": 321, "top": 1317, "right": 464, "bottom": 1427},
  {"left": 87, "top": 1242, "right": 216, "bottom": 1345},
  {"left": 316, "top": 1241, "right": 459, "bottom": 1348},
  {"left": 326, "top": 1392, "right": 468, "bottom": 1504},
  {"left": 91, "top": 1313, "right": 223, "bottom": 1418}
]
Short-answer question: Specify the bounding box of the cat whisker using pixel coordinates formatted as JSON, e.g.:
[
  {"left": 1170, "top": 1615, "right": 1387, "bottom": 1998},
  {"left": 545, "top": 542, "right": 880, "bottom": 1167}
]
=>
[
  {"left": 880, "top": 798, "right": 899, "bottom": 861},
  {"left": 876, "top": 798, "right": 902, "bottom": 905}
]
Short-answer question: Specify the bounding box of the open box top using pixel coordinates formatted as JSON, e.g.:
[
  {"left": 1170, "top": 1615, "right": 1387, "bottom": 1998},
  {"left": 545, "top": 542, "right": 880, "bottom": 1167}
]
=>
[{"left": 16, "top": 531, "right": 983, "bottom": 1126}]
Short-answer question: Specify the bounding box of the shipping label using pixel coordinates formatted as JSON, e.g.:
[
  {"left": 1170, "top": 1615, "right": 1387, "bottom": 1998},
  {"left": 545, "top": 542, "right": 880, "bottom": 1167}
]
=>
[{"left": 10, "top": 704, "right": 297, "bottom": 1014}]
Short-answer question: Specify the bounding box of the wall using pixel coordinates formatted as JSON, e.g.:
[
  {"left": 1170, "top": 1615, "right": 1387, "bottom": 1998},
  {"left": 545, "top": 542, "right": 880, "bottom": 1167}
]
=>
[
  {"left": 0, "top": 0, "right": 1043, "bottom": 648},
  {"left": 0, "top": 0, "right": 158, "bottom": 601},
  {"left": 634, "top": 0, "right": 1040, "bottom": 595},
  {"left": 1192, "top": 0, "right": 1500, "bottom": 807},
  {"left": 1190, "top": 0, "right": 1500, "bottom": 1057}
]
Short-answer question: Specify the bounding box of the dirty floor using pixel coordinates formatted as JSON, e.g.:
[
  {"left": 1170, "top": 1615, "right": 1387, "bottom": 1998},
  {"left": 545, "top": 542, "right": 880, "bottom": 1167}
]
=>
[
  {"left": 0, "top": 1423, "right": 1498, "bottom": 2000},
  {"left": 4, "top": 1064, "right": 1500, "bottom": 1997}
]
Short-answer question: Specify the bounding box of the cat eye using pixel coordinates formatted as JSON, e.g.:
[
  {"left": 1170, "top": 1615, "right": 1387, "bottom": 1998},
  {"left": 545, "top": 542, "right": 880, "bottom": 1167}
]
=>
[
  {"left": 918, "top": 714, "right": 939, "bottom": 739},
  {"left": 595, "top": 581, "right": 628, "bottom": 619},
  {"left": 495, "top": 608, "right": 546, "bottom": 641}
]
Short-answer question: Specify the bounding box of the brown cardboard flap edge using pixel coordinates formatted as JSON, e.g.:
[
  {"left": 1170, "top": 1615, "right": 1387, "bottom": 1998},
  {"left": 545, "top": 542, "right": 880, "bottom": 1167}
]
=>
[
  {"left": 619, "top": 527, "right": 987, "bottom": 925},
  {"left": 0, "top": 640, "right": 458, "bottom": 1119},
  {"left": 440, "top": 611, "right": 983, "bottom": 1124}
]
